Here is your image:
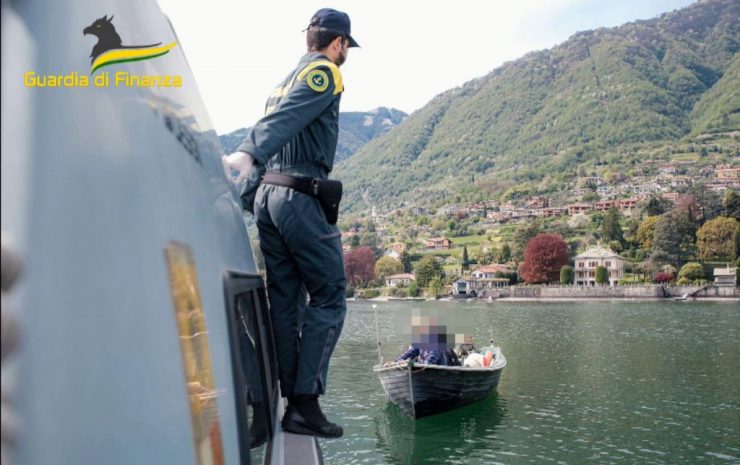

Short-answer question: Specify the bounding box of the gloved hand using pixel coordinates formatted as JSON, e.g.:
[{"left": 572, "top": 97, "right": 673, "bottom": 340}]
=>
[{"left": 221, "top": 151, "right": 255, "bottom": 184}]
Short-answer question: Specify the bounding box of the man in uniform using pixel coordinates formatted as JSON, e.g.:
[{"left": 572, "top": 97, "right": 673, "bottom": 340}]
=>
[{"left": 223, "top": 8, "right": 359, "bottom": 439}]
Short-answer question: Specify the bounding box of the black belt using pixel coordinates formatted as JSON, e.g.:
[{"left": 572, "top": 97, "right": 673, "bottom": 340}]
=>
[
  {"left": 262, "top": 172, "right": 321, "bottom": 196},
  {"left": 262, "top": 172, "right": 343, "bottom": 224}
]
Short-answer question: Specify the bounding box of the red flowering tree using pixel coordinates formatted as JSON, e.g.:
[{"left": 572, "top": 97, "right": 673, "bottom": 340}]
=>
[
  {"left": 344, "top": 246, "right": 376, "bottom": 285},
  {"left": 520, "top": 233, "right": 570, "bottom": 284}
]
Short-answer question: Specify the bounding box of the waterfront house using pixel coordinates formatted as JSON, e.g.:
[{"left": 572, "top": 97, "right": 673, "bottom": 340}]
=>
[
  {"left": 385, "top": 273, "right": 415, "bottom": 287},
  {"left": 713, "top": 266, "right": 737, "bottom": 287},
  {"left": 574, "top": 246, "right": 625, "bottom": 286},
  {"left": 452, "top": 278, "right": 471, "bottom": 297},
  {"left": 471, "top": 264, "right": 512, "bottom": 279}
]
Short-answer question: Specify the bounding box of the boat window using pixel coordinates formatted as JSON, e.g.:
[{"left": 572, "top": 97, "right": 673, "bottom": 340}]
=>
[{"left": 224, "top": 272, "right": 278, "bottom": 465}]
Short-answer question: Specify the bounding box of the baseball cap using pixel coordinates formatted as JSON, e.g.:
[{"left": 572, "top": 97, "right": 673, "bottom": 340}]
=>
[{"left": 308, "top": 8, "right": 360, "bottom": 48}]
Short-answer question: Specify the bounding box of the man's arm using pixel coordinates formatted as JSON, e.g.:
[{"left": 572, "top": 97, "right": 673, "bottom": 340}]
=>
[{"left": 236, "top": 64, "right": 339, "bottom": 165}]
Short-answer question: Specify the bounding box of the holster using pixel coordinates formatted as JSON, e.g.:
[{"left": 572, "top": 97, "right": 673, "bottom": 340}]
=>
[{"left": 262, "top": 172, "right": 343, "bottom": 224}]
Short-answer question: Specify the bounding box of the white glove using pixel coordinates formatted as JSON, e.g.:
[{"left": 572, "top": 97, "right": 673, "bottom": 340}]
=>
[{"left": 221, "top": 151, "right": 255, "bottom": 184}]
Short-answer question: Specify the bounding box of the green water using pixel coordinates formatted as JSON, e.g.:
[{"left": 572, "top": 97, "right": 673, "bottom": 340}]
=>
[{"left": 319, "top": 300, "right": 740, "bottom": 465}]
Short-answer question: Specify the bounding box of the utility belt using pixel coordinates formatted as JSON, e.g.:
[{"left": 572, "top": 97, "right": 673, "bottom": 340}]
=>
[{"left": 262, "top": 172, "right": 343, "bottom": 225}]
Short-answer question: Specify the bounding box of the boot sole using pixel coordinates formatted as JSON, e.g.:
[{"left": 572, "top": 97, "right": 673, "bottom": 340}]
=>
[{"left": 281, "top": 418, "right": 343, "bottom": 439}]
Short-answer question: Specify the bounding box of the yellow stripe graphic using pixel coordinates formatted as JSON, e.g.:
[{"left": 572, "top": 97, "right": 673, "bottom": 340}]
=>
[
  {"left": 91, "top": 41, "right": 178, "bottom": 73},
  {"left": 297, "top": 60, "right": 344, "bottom": 95}
]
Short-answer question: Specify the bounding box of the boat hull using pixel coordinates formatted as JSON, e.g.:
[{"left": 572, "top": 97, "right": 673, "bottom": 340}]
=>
[{"left": 374, "top": 357, "right": 505, "bottom": 419}]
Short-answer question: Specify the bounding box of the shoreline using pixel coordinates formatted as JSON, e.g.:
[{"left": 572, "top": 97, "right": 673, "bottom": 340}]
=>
[
  {"left": 351, "top": 296, "right": 739, "bottom": 303},
  {"left": 494, "top": 296, "right": 740, "bottom": 302}
]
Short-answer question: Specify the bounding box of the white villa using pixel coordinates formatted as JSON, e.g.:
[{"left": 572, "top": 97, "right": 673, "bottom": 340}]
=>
[
  {"left": 714, "top": 266, "right": 737, "bottom": 286},
  {"left": 384, "top": 249, "right": 401, "bottom": 260},
  {"left": 471, "top": 264, "right": 512, "bottom": 279},
  {"left": 574, "top": 246, "right": 624, "bottom": 286},
  {"left": 385, "top": 273, "right": 415, "bottom": 287}
]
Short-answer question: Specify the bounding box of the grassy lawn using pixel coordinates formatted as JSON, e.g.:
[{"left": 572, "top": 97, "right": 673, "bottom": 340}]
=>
[{"left": 449, "top": 234, "right": 489, "bottom": 246}]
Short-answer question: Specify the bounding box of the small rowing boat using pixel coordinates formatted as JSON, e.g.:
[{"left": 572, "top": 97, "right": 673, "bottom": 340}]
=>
[{"left": 373, "top": 347, "right": 506, "bottom": 418}]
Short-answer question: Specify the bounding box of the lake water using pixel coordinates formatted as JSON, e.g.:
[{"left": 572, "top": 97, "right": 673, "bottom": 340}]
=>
[{"left": 319, "top": 300, "right": 740, "bottom": 465}]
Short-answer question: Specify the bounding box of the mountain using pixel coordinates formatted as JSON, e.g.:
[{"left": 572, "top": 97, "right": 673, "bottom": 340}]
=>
[
  {"left": 333, "top": 0, "right": 739, "bottom": 213},
  {"left": 336, "top": 107, "right": 408, "bottom": 163},
  {"left": 218, "top": 107, "right": 407, "bottom": 162}
]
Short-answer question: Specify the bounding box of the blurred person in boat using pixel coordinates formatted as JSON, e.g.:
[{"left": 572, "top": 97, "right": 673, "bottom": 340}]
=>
[{"left": 395, "top": 316, "right": 460, "bottom": 366}]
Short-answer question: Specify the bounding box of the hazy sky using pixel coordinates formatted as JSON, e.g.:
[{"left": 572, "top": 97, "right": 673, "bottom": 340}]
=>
[{"left": 158, "top": 0, "right": 695, "bottom": 135}]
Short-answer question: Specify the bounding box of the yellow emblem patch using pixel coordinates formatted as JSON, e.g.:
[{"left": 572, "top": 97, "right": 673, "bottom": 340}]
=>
[{"left": 306, "top": 69, "right": 329, "bottom": 93}]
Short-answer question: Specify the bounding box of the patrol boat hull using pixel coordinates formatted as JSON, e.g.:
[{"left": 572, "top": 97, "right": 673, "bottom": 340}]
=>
[{"left": 373, "top": 352, "right": 506, "bottom": 419}]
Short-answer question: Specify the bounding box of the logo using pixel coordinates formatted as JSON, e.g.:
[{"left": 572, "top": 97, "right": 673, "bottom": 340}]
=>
[
  {"left": 83, "top": 15, "right": 177, "bottom": 74},
  {"left": 306, "top": 69, "right": 329, "bottom": 93},
  {"left": 23, "top": 14, "right": 183, "bottom": 88}
]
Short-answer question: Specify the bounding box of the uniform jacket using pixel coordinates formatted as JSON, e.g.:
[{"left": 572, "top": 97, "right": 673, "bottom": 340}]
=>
[{"left": 238, "top": 52, "right": 344, "bottom": 179}]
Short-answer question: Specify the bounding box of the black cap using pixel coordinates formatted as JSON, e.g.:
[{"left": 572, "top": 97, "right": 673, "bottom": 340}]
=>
[{"left": 308, "top": 8, "right": 360, "bottom": 48}]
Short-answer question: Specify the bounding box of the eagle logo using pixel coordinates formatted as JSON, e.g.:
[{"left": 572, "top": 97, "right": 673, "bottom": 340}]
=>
[
  {"left": 83, "top": 15, "right": 177, "bottom": 74},
  {"left": 306, "top": 69, "right": 329, "bottom": 93}
]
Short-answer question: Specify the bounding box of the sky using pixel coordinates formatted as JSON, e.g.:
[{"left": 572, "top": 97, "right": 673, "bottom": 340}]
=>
[{"left": 157, "top": 0, "right": 696, "bottom": 135}]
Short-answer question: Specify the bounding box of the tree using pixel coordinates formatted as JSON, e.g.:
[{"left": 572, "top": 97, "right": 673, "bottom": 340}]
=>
[
  {"left": 519, "top": 233, "right": 570, "bottom": 284},
  {"left": 582, "top": 192, "right": 600, "bottom": 202},
  {"left": 725, "top": 190, "right": 740, "bottom": 221},
  {"left": 601, "top": 207, "right": 625, "bottom": 245},
  {"left": 678, "top": 262, "right": 705, "bottom": 282},
  {"left": 427, "top": 276, "right": 443, "bottom": 298},
  {"left": 696, "top": 217, "right": 739, "bottom": 260},
  {"left": 560, "top": 265, "right": 574, "bottom": 284},
  {"left": 608, "top": 240, "right": 623, "bottom": 253},
  {"left": 568, "top": 212, "right": 589, "bottom": 229},
  {"left": 349, "top": 235, "right": 360, "bottom": 248},
  {"left": 512, "top": 221, "right": 541, "bottom": 261},
  {"left": 408, "top": 281, "right": 421, "bottom": 297},
  {"left": 359, "top": 233, "right": 380, "bottom": 256},
  {"left": 636, "top": 216, "right": 659, "bottom": 250},
  {"left": 498, "top": 243, "right": 512, "bottom": 263},
  {"left": 375, "top": 256, "right": 404, "bottom": 281},
  {"left": 643, "top": 196, "right": 671, "bottom": 216},
  {"left": 595, "top": 266, "right": 609, "bottom": 285},
  {"left": 414, "top": 255, "right": 443, "bottom": 288},
  {"left": 344, "top": 247, "right": 376, "bottom": 286},
  {"left": 652, "top": 208, "right": 697, "bottom": 267},
  {"left": 399, "top": 250, "right": 412, "bottom": 273},
  {"left": 462, "top": 245, "right": 469, "bottom": 269},
  {"left": 688, "top": 186, "right": 723, "bottom": 225},
  {"left": 496, "top": 271, "right": 519, "bottom": 285}
]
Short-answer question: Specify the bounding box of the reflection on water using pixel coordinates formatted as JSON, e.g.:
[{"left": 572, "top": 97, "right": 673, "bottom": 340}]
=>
[
  {"left": 320, "top": 301, "right": 740, "bottom": 465},
  {"left": 376, "top": 394, "right": 507, "bottom": 465}
]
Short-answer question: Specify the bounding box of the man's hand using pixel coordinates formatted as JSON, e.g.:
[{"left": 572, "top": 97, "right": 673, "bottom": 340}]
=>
[{"left": 222, "top": 151, "right": 256, "bottom": 184}]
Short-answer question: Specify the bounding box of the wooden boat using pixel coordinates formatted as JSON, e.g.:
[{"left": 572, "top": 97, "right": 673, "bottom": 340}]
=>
[{"left": 373, "top": 347, "right": 506, "bottom": 418}]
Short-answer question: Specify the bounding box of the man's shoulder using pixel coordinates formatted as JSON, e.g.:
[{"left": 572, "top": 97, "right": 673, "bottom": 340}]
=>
[{"left": 296, "top": 57, "right": 343, "bottom": 95}]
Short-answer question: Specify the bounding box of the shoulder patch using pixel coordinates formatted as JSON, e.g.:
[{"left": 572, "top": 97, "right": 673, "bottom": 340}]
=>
[
  {"left": 296, "top": 60, "right": 344, "bottom": 95},
  {"left": 306, "top": 69, "right": 330, "bottom": 93}
]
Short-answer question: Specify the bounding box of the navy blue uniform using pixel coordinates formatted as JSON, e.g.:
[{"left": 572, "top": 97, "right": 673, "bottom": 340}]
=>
[{"left": 238, "top": 52, "right": 347, "bottom": 397}]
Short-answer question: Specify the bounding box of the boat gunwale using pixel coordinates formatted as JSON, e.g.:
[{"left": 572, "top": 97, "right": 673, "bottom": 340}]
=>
[{"left": 373, "top": 354, "right": 506, "bottom": 373}]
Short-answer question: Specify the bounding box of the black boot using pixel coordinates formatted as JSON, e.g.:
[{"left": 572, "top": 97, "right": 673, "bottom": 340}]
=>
[{"left": 282, "top": 394, "right": 343, "bottom": 439}]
